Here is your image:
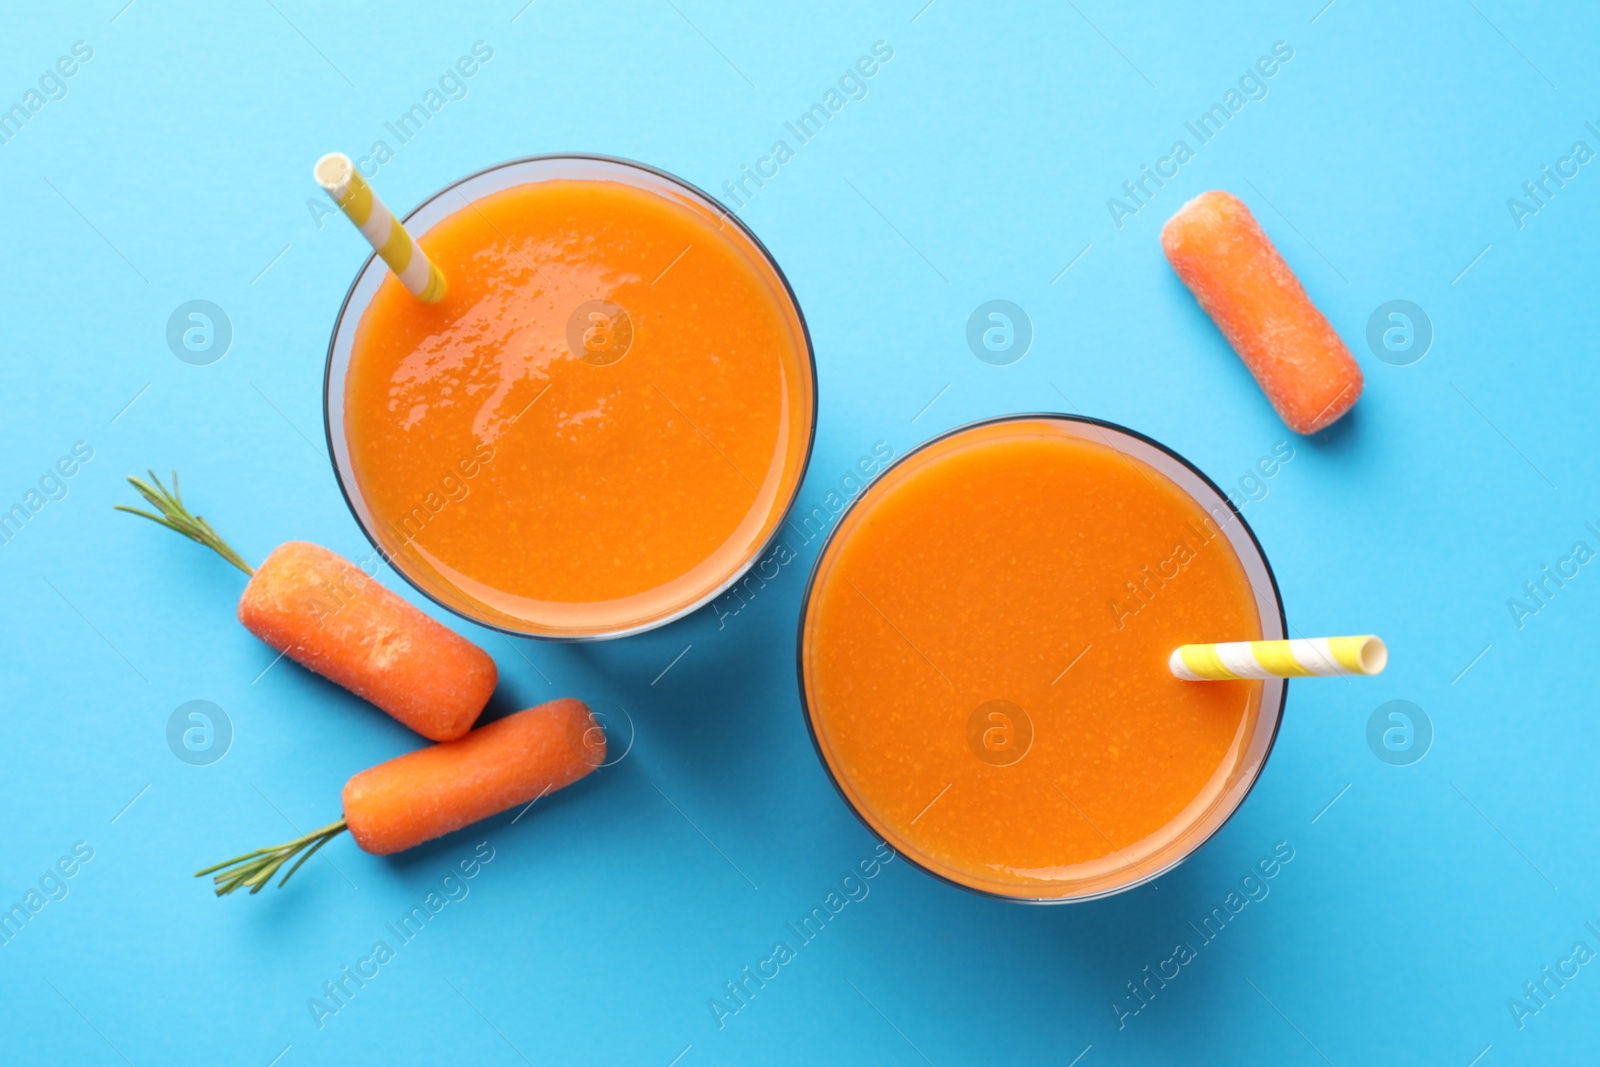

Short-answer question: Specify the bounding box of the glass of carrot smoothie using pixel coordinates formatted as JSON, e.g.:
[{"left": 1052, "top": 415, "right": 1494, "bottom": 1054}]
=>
[
  {"left": 324, "top": 156, "right": 815, "bottom": 639},
  {"left": 799, "top": 415, "right": 1286, "bottom": 902}
]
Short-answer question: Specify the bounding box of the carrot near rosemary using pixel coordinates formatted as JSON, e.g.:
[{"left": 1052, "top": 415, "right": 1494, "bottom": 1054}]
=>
[
  {"left": 196, "top": 700, "right": 605, "bottom": 897},
  {"left": 117, "top": 470, "right": 497, "bottom": 742}
]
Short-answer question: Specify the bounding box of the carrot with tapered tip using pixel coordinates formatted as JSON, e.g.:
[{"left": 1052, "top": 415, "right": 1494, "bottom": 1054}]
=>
[
  {"left": 117, "top": 470, "right": 496, "bottom": 741},
  {"left": 197, "top": 699, "right": 604, "bottom": 895}
]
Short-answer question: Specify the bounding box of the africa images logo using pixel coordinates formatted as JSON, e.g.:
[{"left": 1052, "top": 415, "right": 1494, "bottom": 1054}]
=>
[{"left": 1105, "top": 41, "right": 1294, "bottom": 230}]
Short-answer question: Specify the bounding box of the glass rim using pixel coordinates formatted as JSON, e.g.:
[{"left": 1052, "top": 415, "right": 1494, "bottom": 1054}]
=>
[
  {"left": 321, "top": 153, "right": 819, "bottom": 642},
  {"left": 794, "top": 412, "right": 1290, "bottom": 904}
]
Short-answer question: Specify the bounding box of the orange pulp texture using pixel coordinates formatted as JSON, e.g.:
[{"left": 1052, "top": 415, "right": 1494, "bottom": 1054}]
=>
[
  {"left": 345, "top": 178, "right": 812, "bottom": 636},
  {"left": 803, "top": 420, "right": 1267, "bottom": 899}
]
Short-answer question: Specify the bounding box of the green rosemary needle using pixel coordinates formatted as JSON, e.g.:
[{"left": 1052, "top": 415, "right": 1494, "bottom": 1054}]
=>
[
  {"left": 115, "top": 469, "right": 254, "bottom": 576},
  {"left": 195, "top": 819, "right": 349, "bottom": 896}
]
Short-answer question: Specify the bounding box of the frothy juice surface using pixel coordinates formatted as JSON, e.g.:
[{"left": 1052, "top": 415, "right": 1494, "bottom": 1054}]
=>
[
  {"left": 802, "top": 419, "right": 1270, "bottom": 899},
  {"left": 344, "top": 175, "right": 812, "bottom": 636}
]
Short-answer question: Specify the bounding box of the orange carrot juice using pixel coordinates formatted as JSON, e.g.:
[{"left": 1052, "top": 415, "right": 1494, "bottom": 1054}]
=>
[
  {"left": 335, "top": 158, "right": 813, "bottom": 638},
  {"left": 800, "top": 416, "right": 1284, "bottom": 901}
]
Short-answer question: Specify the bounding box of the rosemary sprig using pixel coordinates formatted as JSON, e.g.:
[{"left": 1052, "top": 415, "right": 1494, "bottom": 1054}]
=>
[
  {"left": 115, "top": 469, "right": 255, "bottom": 576},
  {"left": 196, "top": 819, "right": 349, "bottom": 896}
]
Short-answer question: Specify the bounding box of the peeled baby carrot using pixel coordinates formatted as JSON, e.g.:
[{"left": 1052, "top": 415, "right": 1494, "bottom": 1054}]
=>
[
  {"left": 197, "top": 699, "right": 604, "bottom": 895},
  {"left": 343, "top": 696, "right": 601, "bottom": 854},
  {"left": 1161, "top": 190, "right": 1362, "bottom": 434},
  {"left": 239, "top": 541, "right": 496, "bottom": 742},
  {"left": 117, "top": 471, "right": 495, "bottom": 741}
]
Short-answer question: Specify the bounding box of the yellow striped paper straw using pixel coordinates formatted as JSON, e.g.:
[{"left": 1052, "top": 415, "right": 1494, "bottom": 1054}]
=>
[
  {"left": 313, "top": 152, "right": 446, "bottom": 303},
  {"left": 1169, "top": 636, "right": 1387, "bottom": 681}
]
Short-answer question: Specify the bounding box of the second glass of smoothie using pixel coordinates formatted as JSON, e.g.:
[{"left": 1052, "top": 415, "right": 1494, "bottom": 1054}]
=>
[{"left": 800, "top": 415, "right": 1286, "bottom": 902}]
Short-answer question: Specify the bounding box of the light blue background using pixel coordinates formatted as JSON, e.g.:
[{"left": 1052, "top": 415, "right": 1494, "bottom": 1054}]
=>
[{"left": 1, "top": 1, "right": 1595, "bottom": 1064}]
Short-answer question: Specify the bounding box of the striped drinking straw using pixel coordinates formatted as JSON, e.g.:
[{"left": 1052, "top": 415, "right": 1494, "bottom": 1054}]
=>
[
  {"left": 1169, "top": 635, "right": 1387, "bottom": 681},
  {"left": 314, "top": 152, "right": 446, "bottom": 303}
]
